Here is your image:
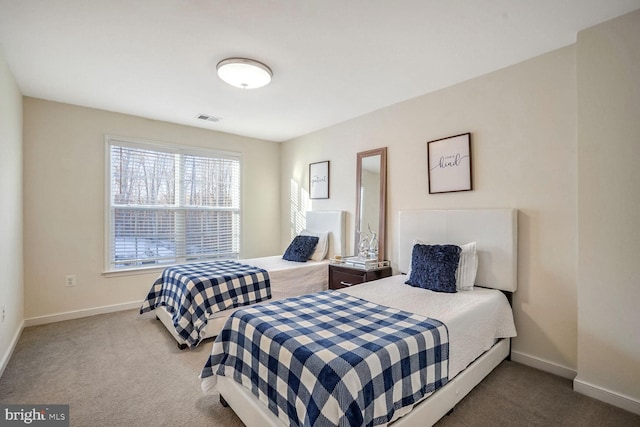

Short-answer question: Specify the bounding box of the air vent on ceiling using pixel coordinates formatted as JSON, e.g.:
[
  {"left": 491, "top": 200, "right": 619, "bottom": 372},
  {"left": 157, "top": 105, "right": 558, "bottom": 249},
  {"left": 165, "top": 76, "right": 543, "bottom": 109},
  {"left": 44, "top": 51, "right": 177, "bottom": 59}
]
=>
[{"left": 196, "top": 114, "right": 222, "bottom": 122}]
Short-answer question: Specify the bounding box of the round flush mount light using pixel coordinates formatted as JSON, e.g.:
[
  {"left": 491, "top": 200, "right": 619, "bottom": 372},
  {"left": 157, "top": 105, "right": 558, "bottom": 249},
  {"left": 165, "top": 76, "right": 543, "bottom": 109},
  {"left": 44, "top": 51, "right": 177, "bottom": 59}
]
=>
[{"left": 216, "top": 58, "right": 272, "bottom": 89}]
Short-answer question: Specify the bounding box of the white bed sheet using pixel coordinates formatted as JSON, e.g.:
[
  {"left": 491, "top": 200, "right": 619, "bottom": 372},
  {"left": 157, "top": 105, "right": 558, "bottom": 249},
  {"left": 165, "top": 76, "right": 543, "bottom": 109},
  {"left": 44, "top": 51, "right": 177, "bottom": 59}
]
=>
[{"left": 339, "top": 274, "right": 516, "bottom": 378}]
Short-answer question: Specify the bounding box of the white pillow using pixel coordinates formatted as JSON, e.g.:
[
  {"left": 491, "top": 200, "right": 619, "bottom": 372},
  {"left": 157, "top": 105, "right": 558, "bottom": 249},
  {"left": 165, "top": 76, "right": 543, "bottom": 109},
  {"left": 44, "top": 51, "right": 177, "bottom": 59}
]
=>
[
  {"left": 407, "top": 240, "right": 478, "bottom": 291},
  {"left": 455, "top": 242, "right": 478, "bottom": 291},
  {"left": 300, "top": 230, "right": 329, "bottom": 261}
]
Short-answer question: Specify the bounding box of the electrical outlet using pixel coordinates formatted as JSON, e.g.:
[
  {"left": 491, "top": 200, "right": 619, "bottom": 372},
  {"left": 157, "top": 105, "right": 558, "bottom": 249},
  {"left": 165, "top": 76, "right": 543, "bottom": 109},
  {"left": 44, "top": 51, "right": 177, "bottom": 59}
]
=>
[
  {"left": 65, "top": 274, "right": 77, "bottom": 287},
  {"left": 1, "top": 305, "right": 5, "bottom": 323}
]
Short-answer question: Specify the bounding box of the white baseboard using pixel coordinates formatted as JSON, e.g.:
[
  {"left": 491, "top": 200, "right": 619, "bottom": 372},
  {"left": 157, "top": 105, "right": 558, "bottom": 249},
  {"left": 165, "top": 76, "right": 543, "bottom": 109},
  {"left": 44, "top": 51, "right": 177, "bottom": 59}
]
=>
[
  {"left": 24, "top": 301, "right": 142, "bottom": 327},
  {"left": 511, "top": 351, "right": 640, "bottom": 415},
  {"left": 510, "top": 350, "right": 577, "bottom": 380},
  {"left": 574, "top": 377, "right": 640, "bottom": 416},
  {"left": 0, "top": 320, "right": 24, "bottom": 379}
]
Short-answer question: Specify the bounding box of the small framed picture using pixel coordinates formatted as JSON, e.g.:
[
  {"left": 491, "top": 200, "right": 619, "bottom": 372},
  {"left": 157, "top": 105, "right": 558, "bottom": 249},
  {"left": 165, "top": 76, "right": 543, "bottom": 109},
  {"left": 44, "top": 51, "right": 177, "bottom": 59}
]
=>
[
  {"left": 427, "top": 133, "right": 472, "bottom": 194},
  {"left": 309, "top": 161, "right": 330, "bottom": 199}
]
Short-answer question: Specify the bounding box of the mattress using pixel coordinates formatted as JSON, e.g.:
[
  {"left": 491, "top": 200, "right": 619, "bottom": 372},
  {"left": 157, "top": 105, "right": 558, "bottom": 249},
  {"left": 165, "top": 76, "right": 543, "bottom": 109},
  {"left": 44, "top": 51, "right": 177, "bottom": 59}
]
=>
[{"left": 338, "top": 274, "right": 516, "bottom": 378}]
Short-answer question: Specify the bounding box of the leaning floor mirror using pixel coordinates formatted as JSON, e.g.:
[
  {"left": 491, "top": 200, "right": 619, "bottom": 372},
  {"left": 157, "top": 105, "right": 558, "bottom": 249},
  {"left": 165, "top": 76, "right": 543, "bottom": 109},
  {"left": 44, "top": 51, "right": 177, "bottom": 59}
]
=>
[{"left": 354, "top": 147, "right": 387, "bottom": 262}]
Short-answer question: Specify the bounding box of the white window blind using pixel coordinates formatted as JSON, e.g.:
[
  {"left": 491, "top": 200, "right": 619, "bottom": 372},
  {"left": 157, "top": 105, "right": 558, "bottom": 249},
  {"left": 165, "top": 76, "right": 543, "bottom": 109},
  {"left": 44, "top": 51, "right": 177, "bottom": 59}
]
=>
[{"left": 106, "top": 136, "right": 241, "bottom": 271}]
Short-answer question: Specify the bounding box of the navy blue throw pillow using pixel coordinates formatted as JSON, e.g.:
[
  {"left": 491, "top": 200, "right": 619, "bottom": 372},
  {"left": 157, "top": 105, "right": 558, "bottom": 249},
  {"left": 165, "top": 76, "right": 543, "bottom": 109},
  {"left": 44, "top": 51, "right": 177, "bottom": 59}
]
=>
[
  {"left": 283, "top": 235, "right": 320, "bottom": 262},
  {"left": 405, "top": 244, "right": 461, "bottom": 293}
]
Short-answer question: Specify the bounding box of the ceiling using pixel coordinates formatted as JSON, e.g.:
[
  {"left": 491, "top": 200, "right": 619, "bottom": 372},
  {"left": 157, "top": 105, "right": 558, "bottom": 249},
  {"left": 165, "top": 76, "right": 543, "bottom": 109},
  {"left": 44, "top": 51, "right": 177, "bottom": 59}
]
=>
[{"left": 1, "top": 1, "right": 639, "bottom": 142}]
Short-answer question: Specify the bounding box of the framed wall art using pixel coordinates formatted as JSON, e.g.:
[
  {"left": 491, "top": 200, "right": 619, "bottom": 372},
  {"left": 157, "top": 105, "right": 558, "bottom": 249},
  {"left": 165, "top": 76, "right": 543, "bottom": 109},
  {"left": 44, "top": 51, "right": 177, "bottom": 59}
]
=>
[
  {"left": 427, "top": 133, "right": 472, "bottom": 194},
  {"left": 309, "top": 160, "right": 330, "bottom": 199}
]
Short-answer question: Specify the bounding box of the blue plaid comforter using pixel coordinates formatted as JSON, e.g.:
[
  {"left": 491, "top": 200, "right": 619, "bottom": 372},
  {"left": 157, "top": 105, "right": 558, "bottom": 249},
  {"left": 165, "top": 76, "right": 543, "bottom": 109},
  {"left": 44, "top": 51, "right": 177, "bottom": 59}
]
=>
[
  {"left": 140, "top": 260, "right": 271, "bottom": 347},
  {"left": 201, "top": 290, "right": 449, "bottom": 426}
]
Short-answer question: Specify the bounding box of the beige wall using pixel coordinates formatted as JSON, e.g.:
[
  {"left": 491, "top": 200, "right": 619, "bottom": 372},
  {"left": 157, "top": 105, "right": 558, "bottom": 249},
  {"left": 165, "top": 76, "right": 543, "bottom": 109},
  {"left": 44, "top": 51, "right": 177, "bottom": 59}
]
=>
[
  {"left": 576, "top": 10, "right": 640, "bottom": 411},
  {"left": 281, "top": 45, "right": 578, "bottom": 373},
  {"left": 0, "top": 49, "right": 24, "bottom": 373},
  {"left": 23, "top": 99, "right": 280, "bottom": 320}
]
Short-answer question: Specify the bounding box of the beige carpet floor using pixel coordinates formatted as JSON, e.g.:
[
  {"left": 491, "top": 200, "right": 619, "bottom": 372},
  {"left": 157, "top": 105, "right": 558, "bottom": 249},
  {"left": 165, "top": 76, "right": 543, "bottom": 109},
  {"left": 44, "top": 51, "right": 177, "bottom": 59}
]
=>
[{"left": 1, "top": 309, "right": 638, "bottom": 426}]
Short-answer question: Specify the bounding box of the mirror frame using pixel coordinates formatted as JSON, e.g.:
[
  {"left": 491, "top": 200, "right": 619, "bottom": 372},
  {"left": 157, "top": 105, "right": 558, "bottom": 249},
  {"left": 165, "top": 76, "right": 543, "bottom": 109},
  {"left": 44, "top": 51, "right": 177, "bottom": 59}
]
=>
[{"left": 354, "top": 147, "right": 387, "bottom": 261}]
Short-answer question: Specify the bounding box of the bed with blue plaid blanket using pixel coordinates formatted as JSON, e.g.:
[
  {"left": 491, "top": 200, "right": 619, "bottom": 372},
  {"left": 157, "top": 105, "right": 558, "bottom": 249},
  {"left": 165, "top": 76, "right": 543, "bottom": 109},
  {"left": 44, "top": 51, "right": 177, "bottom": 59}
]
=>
[
  {"left": 201, "top": 290, "right": 449, "bottom": 427},
  {"left": 140, "top": 260, "right": 271, "bottom": 347}
]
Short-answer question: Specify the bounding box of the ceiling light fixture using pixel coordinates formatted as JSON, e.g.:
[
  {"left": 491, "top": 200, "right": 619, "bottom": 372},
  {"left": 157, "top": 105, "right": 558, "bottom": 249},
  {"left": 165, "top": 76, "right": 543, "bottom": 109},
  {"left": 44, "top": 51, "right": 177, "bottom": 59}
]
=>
[{"left": 216, "top": 58, "right": 272, "bottom": 89}]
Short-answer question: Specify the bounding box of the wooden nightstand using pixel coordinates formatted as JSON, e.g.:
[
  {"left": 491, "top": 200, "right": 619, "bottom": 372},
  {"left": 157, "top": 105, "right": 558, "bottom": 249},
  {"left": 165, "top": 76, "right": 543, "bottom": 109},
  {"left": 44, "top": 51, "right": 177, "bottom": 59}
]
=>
[{"left": 328, "top": 263, "right": 392, "bottom": 290}]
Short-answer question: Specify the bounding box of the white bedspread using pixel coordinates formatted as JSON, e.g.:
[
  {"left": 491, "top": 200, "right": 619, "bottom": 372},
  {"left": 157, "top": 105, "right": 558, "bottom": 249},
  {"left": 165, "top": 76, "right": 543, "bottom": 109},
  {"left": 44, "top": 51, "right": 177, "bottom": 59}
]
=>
[{"left": 339, "top": 274, "right": 516, "bottom": 378}]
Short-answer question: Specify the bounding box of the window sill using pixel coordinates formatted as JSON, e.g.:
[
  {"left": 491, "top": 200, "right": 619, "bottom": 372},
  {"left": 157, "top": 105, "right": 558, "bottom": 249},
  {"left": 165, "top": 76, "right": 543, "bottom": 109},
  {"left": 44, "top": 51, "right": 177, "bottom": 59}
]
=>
[{"left": 102, "top": 265, "right": 165, "bottom": 278}]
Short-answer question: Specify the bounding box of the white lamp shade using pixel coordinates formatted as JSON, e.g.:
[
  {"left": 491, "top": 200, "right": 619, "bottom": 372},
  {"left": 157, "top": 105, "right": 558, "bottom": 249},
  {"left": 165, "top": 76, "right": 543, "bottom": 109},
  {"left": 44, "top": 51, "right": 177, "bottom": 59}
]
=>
[{"left": 217, "top": 58, "right": 272, "bottom": 89}]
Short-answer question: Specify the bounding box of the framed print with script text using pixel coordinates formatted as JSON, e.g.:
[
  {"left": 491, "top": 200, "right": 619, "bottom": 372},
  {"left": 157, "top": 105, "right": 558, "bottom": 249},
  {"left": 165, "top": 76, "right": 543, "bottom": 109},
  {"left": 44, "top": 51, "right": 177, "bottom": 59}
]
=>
[
  {"left": 309, "top": 160, "right": 330, "bottom": 199},
  {"left": 427, "top": 133, "right": 472, "bottom": 194}
]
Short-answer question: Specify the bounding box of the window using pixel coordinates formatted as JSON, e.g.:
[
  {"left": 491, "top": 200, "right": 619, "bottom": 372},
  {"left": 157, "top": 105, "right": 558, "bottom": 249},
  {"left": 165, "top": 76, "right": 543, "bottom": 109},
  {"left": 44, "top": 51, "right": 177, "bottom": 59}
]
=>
[{"left": 105, "top": 136, "right": 241, "bottom": 271}]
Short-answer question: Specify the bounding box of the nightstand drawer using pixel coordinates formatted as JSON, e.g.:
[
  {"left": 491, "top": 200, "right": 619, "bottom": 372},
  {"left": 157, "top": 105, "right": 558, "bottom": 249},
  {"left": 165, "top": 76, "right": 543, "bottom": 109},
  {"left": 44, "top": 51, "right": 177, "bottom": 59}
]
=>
[
  {"left": 331, "top": 269, "right": 367, "bottom": 289},
  {"left": 328, "top": 264, "right": 392, "bottom": 290}
]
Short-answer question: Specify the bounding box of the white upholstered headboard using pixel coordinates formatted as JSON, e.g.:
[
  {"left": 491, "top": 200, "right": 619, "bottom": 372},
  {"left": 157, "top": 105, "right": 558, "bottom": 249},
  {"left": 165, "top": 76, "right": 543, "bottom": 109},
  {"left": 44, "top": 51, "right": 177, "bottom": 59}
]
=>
[
  {"left": 306, "top": 210, "right": 347, "bottom": 258},
  {"left": 398, "top": 209, "right": 517, "bottom": 292}
]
